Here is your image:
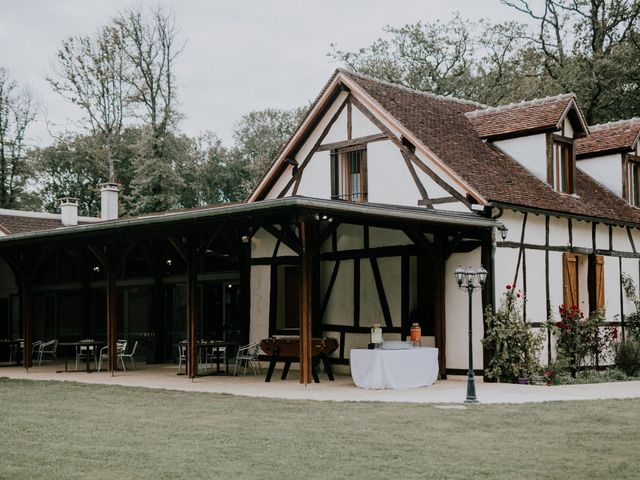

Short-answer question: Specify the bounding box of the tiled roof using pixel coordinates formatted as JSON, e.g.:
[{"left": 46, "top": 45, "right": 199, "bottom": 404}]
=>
[
  {"left": 576, "top": 118, "right": 640, "bottom": 157},
  {"left": 0, "top": 213, "right": 95, "bottom": 234},
  {"left": 342, "top": 70, "right": 640, "bottom": 224},
  {"left": 465, "top": 93, "right": 579, "bottom": 139}
]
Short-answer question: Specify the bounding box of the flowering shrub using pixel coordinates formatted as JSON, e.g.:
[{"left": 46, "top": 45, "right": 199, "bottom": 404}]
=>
[
  {"left": 543, "top": 364, "right": 558, "bottom": 386},
  {"left": 483, "top": 286, "right": 544, "bottom": 383},
  {"left": 621, "top": 274, "right": 640, "bottom": 340},
  {"left": 547, "top": 305, "right": 616, "bottom": 377}
]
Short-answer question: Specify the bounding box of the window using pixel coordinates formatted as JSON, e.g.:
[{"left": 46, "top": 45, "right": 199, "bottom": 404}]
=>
[
  {"left": 331, "top": 146, "right": 367, "bottom": 203},
  {"left": 552, "top": 139, "right": 575, "bottom": 193},
  {"left": 628, "top": 158, "right": 640, "bottom": 207},
  {"left": 563, "top": 252, "right": 604, "bottom": 314}
]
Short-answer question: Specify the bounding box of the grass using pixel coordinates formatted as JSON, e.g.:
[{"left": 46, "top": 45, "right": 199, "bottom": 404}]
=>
[{"left": 1, "top": 378, "right": 639, "bottom": 479}]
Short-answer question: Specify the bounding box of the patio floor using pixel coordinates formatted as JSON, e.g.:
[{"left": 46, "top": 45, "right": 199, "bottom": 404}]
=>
[{"left": 3, "top": 361, "right": 640, "bottom": 404}]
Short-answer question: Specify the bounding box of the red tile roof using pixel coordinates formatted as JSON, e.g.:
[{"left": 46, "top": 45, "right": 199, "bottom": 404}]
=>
[
  {"left": 342, "top": 70, "right": 640, "bottom": 224},
  {"left": 576, "top": 119, "right": 640, "bottom": 158},
  {"left": 0, "top": 213, "right": 96, "bottom": 234},
  {"left": 465, "top": 93, "right": 584, "bottom": 139}
]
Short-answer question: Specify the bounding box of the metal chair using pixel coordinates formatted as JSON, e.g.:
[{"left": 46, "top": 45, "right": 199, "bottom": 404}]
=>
[
  {"left": 37, "top": 339, "right": 58, "bottom": 366},
  {"left": 118, "top": 340, "right": 139, "bottom": 371},
  {"left": 204, "top": 345, "right": 226, "bottom": 372},
  {"left": 97, "top": 340, "right": 127, "bottom": 372},
  {"left": 177, "top": 343, "right": 187, "bottom": 373},
  {"left": 233, "top": 343, "right": 261, "bottom": 376},
  {"left": 75, "top": 339, "right": 96, "bottom": 370}
]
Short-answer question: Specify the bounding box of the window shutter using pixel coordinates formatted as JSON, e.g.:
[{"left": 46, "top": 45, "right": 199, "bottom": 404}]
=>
[
  {"left": 330, "top": 151, "right": 338, "bottom": 199},
  {"left": 563, "top": 252, "right": 578, "bottom": 307},
  {"left": 595, "top": 255, "right": 605, "bottom": 311}
]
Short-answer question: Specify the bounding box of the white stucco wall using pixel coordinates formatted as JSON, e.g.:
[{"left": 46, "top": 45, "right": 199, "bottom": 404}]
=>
[
  {"left": 367, "top": 140, "right": 421, "bottom": 206},
  {"left": 578, "top": 154, "right": 623, "bottom": 198},
  {"left": 322, "top": 259, "right": 354, "bottom": 327},
  {"left": 523, "top": 213, "right": 546, "bottom": 246},
  {"left": 250, "top": 265, "right": 271, "bottom": 344},
  {"left": 603, "top": 256, "right": 621, "bottom": 319},
  {"left": 572, "top": 220, "right": 592, "bottom": 249},
  {"left": 525, "top": 249, "right": 547, "bottom": 323},
  {"left": 612, "top": 225, "right": 633, "bottom": 252},
  {"left": 445, "top": 249, "right": 484, "bottom": 370},
  {"left": 296, "top": 151, "right": 331, "bottom": 198},
  {"left": 351, "top": 104, "right": 382, "bottom": 138},
  {"left": 494, "top": 134, "right": 548, "bottom": 183}
]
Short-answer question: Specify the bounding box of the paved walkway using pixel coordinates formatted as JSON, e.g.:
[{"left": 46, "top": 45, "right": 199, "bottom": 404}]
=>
[{"left": 2, "top": 363, "right": 640, "bottom": 404}]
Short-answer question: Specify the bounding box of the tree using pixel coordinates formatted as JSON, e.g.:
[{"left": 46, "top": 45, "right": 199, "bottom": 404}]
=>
[
  {"left": 330, "top": 2, "right": 640, "bottom": 123},
  {"left": 47, "top": 25, "right": 128, "bottom": 182},
  {"left": 501, "top": 0, "right": 640, "bottom": 122},
  {"left": 232, "top": 107, "right": 306, "bottom": 196},
  {"left": 33, "top": 133, "right": 104, "bottom": 216},
  {"left": 0, "top": 68, "right": 37, "bottom": 209}
]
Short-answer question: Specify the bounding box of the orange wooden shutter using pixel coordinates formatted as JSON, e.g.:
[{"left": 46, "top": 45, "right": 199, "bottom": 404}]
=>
[
  {"left": 595, "top": 255, "right": 605, "bottom": 311},
  {"left": 563, "top": 252, "right": 578, "bottom": 307}
]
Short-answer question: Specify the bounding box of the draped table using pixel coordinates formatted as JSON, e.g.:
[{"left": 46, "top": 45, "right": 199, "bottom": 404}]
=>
[{"left": 350, "top": 346, "right": 439, "bottom": 389}]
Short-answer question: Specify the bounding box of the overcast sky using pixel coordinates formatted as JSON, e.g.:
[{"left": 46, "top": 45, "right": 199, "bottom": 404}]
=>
[{"left": 0, "top": 0, "right": 525, "bottom": 147}]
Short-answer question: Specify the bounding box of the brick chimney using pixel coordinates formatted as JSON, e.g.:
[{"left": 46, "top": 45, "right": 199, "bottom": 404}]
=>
[
  {"left": 59, "top": 197, "right": 78, "bottom": 226},
  {"left": 100, "top": 183, "right": 120, "bottom": 221}
]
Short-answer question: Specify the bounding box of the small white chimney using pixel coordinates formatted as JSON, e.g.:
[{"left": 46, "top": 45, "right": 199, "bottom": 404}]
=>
[
  {"left": 100, "top": 183, "right": 120, "bottom": 221},
  {"left": 59, "top": 197, "right": 78, "bottom": 226}
]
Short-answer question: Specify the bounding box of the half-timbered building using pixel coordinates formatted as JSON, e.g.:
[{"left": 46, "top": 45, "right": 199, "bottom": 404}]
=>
[{"left": 1, "top": 69, "right": 640, "bottom": 382}]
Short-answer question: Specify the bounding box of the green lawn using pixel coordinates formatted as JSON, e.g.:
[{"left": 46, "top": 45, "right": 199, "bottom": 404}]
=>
[{"left": 0, "top": 378, "right": 638, "bottom": 479}]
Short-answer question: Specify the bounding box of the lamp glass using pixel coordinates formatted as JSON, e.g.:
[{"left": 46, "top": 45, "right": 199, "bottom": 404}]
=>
[
  {"left": 465, "top": 267, "right": 475, "bottom": 284},
  {"left": 476, "top": 266, "right": 488, "bottom": 285},
  {"left": 454, "top": 265, "right": 465, "bottom": 286}
]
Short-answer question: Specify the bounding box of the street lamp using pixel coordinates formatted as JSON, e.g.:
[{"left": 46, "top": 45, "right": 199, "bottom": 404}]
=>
[{"left": 454, "top": 265, "right": 488, "bottom": 403}]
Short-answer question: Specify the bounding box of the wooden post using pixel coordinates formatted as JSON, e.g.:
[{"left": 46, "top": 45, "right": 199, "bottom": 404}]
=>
[
  {"left": 299, "top": 221, "right": 312, "bottom": 384},
  {"left": 186, "top": 254, "right": 198, "bottom": 378},
  {"left": 107, "top": 268, "right": 117, "bottom": 373},
  {"left": 434, "top": 236, "right": 447, "bottom": 378},
  {"left": 21, "top": 276, "right": 33, "bottom": 369}
]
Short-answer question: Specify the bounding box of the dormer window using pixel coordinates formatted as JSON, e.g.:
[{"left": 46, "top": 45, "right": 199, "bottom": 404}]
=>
[
  {"left": 627, "top": 156, "right": 640, "bottom": 207},
  {"left": 550, "top": 135, "right": 575, "bottom": 194},
  {"left": 330, "top": 146, "right": 367, "bottom": 203}
]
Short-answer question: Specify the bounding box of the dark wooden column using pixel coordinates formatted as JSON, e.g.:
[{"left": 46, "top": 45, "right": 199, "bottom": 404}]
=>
[
  {"left": 299, "top": 221, "right": 312, "bottom": 384},
  {"left": 186, "top": 253, "right": 198, "bottom": 378},
  {"left": 481, "top": 233, "right": 495, "bottom": 381},
  {"left": 21, "top": 276, "right": 33, "bottom": 368},
  {"left": 434, "top": 235, "right": 447, "bottom": 378},
  {"left": 106, "top": 268, "right": 117, "bottom": 372}
]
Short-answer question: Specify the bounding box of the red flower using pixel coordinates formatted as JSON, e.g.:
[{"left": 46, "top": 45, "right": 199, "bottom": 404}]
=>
[
  {"left": 506, "top": 285, "right": 512, "bottom": 290},
  {"left": 613, "top": 326, "right": 619, "bottom": 339},
  {"left": 516, "top": 293, "right": 521, "bottom": 298}
]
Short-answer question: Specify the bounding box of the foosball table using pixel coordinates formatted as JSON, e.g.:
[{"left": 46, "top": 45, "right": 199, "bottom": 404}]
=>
[{"left": 259, "top": 337, "right": 338, "bottom": 383}]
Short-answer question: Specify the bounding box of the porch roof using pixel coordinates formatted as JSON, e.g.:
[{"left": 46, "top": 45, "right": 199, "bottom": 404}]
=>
[{"left": 0, "top": 197, "right": 497, "bottom": 248}]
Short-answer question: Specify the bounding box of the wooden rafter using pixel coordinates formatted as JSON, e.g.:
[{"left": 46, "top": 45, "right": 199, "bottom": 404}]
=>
[
  {"left": 350, "top": 95, "right": 471, "bottom": 208},
  {"left": 400, "top": 150, "right": 431, "bottom": 207},
  {"left": 317, "top": 133, "right": 387, "bottom": 152},
  {"left": 279, "top": 97, "right": 349, "bottom": 198}
]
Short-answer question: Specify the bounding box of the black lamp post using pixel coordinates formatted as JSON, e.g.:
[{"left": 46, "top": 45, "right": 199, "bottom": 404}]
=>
[{"left": 454, "top": 265, "right": 488, "bottom": 404}]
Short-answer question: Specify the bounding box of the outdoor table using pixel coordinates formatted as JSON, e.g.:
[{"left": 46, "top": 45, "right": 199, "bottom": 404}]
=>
[
  {"left": 57, "top": 341, "right": 105, "bottom": 373},
  {"left": 0, "top": 339, "right": 22, "bottom": 366},
  {"left": 350, "top": 346, "right": 439, "bottom": 389},
  {"left": 177, "top": 341, "right": 239, "bottom": 375},
  {"left": 259, "top": 337, "right": 338, "bottom": 383}
]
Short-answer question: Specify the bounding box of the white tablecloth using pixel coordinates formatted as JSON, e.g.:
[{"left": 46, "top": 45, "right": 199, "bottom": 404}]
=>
[{"left": 350, "top": 347, "right": 439, "bottom": 389}]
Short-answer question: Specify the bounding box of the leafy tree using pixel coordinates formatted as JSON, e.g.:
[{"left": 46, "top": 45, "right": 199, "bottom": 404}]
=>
[
  {"left": 330, "top": 1, "right": 640, "bottom": 123},
  {"left": 47, "top": 25, "right": 128, "bottom": 182},
  {"left": 0, "top": 68, "right": 37, "bottom": 209},
  {"left": 232, "top": 107, "right": 306, "bottom": 196}
]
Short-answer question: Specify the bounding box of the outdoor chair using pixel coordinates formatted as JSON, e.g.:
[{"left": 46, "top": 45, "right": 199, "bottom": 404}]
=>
[
  {"left": 118, "top": 340, "right": 139, "bottom": 371},
  {"left": 37, "top": 339, "right": 58, "bottom": 366},
  {"left": 75, "top": 339, "right": 97, "bottom": 370},
  {"left": 233, "top": 343, "right": 261, "bottom": 376},
  {"left": 204, "top": 345, "right": 226, "bottom": 372},
  {"left": 30, "top": 340, "right": 41, "bottom": 361},
  {"left": 177, "top": 343, "right": 187, "bottom": 373},
  {"left": 97, "top": 340, "right": 127, "bottom": 372}
]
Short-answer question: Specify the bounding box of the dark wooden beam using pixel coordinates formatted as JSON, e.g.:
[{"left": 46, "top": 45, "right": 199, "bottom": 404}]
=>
[
  {"left": 350, "top": 95, "right": 472, "bottom": 208},
  {"left": 316, "top": 133, "right": 387, "bottom": 152},
  {"left": 299, "top": 221, "right": 312, "bottom": 384},
  {"left": 278, "top": 97, "right": 349, "bottom": 198},
  {"left": 400, "top": 150, "right": 431, "bottom": 207},
  {"left": 370, "top": 257, "right": 393, "bottom": 328}
]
